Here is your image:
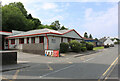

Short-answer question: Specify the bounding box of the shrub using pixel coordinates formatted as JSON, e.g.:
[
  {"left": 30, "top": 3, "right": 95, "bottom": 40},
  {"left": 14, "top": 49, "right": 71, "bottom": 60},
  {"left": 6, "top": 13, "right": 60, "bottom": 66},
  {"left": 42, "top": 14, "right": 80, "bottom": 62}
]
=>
[
  {"left": 114, "top": 42, "right": 119, "bottom": 44},
  {"left": 60, "top": 42, "right": 69, "bottom": 53},
  {"left": 69, "top": 40, "right": 81, "bottom": 52},
  {"left": 104, "top": 44, "right": 109, "bottom": 48},
  {"left": 81, "top": 47, "right": 87, "bottom": 52},
  {"left": 86, "top": 42, "right": 94, "bottom": 50}
]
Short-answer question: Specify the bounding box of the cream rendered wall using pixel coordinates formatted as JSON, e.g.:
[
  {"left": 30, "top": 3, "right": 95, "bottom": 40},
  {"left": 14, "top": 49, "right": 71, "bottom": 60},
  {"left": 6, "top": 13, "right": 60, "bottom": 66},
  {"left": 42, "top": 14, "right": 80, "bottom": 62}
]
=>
[
  {"left": 24, "top": 38, "right": 27, "bottom": 44},
  {"left": 48, "top": 36, "right": 61, "bottom": 50},
  {"left": 44, "top": 36, "right": 48, "bottom": 49},
  {"left": 35, "top": 36, "right": 39, "bottom": 43},
  {"left": 63, "top": 38, "right": 68, "bottom": 43}
]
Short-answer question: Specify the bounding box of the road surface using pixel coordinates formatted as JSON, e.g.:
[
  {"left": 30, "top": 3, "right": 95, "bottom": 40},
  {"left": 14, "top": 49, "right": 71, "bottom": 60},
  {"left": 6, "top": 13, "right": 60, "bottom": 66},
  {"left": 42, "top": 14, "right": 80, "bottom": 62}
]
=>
[{"left": 1, "top": 45, "right": 119, "bottom": 81}]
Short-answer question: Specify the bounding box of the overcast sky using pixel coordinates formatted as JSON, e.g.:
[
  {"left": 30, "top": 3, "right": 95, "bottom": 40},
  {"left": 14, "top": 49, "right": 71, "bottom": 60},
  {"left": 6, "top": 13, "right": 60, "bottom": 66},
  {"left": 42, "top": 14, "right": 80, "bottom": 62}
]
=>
[{"left": 2, "top": 0, "right": 118, "bottom": 38}]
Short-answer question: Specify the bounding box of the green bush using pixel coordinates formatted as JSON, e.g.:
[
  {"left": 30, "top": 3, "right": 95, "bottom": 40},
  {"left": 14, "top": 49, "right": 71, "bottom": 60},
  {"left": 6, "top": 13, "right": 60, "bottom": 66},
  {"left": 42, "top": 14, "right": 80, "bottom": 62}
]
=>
[
  {"left": 69, "top": 40, "right": 81, "bottom": 52},
  {"left": 114, "top": 42, "right": 119, "bottom": 44},
  {"left": 86, "top": 42, "right": 94, "bottom": 50},
  {"left": 81, "top": 47, "right": 87, "bottom": 52},
  {"left": 60, "top": 42, "right": 69, "bottom": 53}
]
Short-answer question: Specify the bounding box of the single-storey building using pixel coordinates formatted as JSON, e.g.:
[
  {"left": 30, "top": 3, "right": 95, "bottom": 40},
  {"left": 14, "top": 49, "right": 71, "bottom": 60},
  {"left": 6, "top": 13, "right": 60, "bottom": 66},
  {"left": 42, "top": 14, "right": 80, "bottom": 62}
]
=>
[
  {"left": 99, "top": 37, "right": 114, "bottom": 46},
  {"left": 0, "top": 31, "right": 12, "bottom": 50},
  {"left": 113, "top": 39, "right": 118, "bottom": 43},
  {"left": 83, "top": 37, "right": 97, "bottom": 46},
  {"left": 6, "top": 28, "right": 83, "bottom": 51}
]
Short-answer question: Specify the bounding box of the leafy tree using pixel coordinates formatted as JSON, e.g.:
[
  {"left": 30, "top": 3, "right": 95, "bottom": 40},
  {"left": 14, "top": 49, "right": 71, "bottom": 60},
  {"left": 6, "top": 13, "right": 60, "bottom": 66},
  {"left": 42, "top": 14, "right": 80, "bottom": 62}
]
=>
[
  {"left": 0, "top": 2, "right": 2, "bottom": 28},
  {"left": 50, "top": 25, "right": 58, "bottom": 30},
  {"left": 32, "top": 18, "right": 41, "bottom": 29},
  {"left": 27, "top": 14, "right": 33, "bottom": 19},
  {"left": 2, "top": 5, "right": 34, "bottom": 31},
  {"left": 60, "top": 26, "right": 68, "bottom": 30},
  {"left": 51, "top": 20, "right": 60, "bottom": 30},
  {"left": 95, "top": 38, "right": 98, "bottom": 41},
  {"left": 84, "top": 32, "right": 88, "bottom": 38},
  {"left": 9, "top": 2, "right": 27, "bottom": 17},
  {"left": 89, "top": 34, "right": 93, "bottom": 39}
]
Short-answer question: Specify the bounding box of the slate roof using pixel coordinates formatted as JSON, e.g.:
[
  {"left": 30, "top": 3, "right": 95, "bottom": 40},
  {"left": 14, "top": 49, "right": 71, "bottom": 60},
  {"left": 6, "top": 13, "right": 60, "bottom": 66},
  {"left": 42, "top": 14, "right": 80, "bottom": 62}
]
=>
[
  {"left": 99, "top": 38, "right": 107, "bottom": 42},
  {"left": 6, "top": 28, "right": 82, "bottom": 38},
  {"left": 0, "top": 31, "right": 12, "bottom": 36}
]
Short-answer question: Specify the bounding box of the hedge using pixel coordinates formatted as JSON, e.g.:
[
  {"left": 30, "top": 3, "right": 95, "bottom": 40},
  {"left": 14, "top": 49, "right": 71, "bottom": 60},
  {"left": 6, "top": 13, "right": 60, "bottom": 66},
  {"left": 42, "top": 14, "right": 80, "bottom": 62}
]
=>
[
  {"left": 81, "top": 47, "right": 87, "bottom": 52},
  {"left": 86, "top": 42, "right": 94, "bottom": 50},
  {"left": 60, "top": 42, "right": 69, "bottom": 53},
  {"left": 69, "top": 40, "right": 81, "bottom": 52}
]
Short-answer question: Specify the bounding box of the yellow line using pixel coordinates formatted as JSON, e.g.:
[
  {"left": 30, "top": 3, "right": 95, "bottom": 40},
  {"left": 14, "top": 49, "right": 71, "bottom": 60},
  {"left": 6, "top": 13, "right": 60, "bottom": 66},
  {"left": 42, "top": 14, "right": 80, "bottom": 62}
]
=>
[
  {"left": 102, "top": 56, "right": 119, "bottom": 76},
  {"left": 0, "top": 76, "right": 8, "bottom": 80},
  {"left": 47, "top": 64, "right": 53, "bottom": 71},
  {"left": 12, "top": 70, "right": 20, "bottom": 80},
  {"left": 103, "top": 61, "right": 118, "bottom": 81},
  {"left": 98, "top": 55, "right": 120, "bottom": 81}
]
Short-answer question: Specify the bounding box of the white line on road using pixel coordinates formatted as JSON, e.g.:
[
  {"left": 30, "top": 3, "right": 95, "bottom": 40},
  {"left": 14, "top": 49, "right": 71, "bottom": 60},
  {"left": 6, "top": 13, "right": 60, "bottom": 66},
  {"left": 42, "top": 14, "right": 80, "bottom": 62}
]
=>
[
  {"left": 39, "top": 64, "right": 74, "bottom": 78},
  {"left": 83, "top": 58, "right": 95, "bottom": 62}
]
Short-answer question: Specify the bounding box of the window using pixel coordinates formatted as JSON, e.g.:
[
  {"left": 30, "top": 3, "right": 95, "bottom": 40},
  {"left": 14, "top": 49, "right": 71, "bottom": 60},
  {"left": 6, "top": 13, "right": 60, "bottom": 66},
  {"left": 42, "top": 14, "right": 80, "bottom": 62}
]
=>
[
  {"left": 61, "top": 37, "right": 63, "bottom": 42},
  {"left": 68, "top": 38, "right": 71, "bottom": 42},
  {"left": 31, "top": 37, "right": 35, "bottom": 43},
  {"left": 5, "top": 39, "right": 8, "bottom": 44},
  {"left": 27, "top": 38, "right": 29, "bottom": 44},
  {"left": 39, "top": 36, "right": 44, "bottom": 43},
  {"left": 19, "top": 38, "right": 24, "bottom": 44},
  {"left": 11, "top": 39, "right": 15, "bottom": 44}
]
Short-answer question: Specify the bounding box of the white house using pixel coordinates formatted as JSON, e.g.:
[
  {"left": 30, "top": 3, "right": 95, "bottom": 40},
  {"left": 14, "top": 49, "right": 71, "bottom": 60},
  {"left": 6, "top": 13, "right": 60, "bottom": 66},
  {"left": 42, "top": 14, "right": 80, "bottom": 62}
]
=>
[
  {"left": 113, "top": 39, "right": 117, "bottom": 43},
  {"left": 6, "top": 28, "right": 83, "bottom": 50},
  {"left": 104, "top": 38, "right": 114, "bottom": 45}
]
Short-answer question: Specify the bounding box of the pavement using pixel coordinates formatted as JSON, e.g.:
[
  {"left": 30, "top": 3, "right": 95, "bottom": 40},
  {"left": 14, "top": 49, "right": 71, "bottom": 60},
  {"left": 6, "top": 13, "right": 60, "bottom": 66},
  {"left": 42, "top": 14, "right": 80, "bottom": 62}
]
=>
[
  {"left": 1, "top": 45, "right": 119, "bottom": 80},
  {"left": 1, "top": 63, "right": 30, "bottom": 72}
]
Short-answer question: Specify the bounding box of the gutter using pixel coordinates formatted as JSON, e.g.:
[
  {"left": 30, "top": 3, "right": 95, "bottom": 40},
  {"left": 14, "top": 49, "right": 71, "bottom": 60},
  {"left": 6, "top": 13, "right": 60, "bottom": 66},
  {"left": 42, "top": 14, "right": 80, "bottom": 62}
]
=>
[{"left": 45, "top": 34, "right": 49, "bottom": 49}]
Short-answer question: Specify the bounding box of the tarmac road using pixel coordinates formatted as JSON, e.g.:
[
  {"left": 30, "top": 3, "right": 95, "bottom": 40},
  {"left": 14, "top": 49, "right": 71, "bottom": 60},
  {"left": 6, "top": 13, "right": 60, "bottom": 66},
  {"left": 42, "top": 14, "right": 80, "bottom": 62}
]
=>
[{"left": 1, "top": 45, "right": 119, "bottom": 81}]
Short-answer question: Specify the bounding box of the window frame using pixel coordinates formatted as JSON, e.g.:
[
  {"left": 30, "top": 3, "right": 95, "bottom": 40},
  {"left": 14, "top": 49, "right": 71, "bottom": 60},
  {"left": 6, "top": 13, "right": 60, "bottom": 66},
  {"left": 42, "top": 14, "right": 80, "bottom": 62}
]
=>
[
  {"left": 27, "top": 37, "right": 29, "bottom": 44},
  {"left": 39, "top": 36, "right": 44, "bottom": 43},
  {"left": 19, "top": 38, "right": 24, "bottom": 44},
  {"left": 11, "top": 39, "right": 15, "bottom": 44},
  {"left": 31, "top": 37, "right": 35, "bottom": 43}
]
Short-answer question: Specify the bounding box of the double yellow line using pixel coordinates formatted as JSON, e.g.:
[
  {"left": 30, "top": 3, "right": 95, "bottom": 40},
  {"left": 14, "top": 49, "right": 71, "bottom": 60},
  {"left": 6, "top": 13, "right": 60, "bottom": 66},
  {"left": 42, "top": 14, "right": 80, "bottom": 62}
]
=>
[
  {"left": 1, "top": 70, "right": 20, "bottom": 81},
  {"left": 98, "top": 55, "right": 120, "bottom": 81}
]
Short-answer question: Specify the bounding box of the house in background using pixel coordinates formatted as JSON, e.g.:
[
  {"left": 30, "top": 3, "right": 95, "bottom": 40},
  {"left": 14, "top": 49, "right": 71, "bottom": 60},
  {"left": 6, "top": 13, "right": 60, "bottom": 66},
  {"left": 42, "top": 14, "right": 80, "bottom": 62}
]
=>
[
  {"left": 83, "top": 37, "right": 97, "bottom": 46},
  {"left": 113, "top": 39, "right": 118, "bottom": 43},
  {"left": 0, "top": 31, "right": 12, "bottom": 50},
  {"left": 6, "top": 28, "right": 83, "bottom": 52},
  {"left": 99, "top": 37, "right": 114, "bottom": 46}
]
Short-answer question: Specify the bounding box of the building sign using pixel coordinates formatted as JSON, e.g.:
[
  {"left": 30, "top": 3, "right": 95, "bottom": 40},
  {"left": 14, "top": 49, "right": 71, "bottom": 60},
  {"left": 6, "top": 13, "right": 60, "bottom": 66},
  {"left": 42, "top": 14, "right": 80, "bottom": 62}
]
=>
[{"left": 45, "top": 50, "right": 59, "bottom": 57}]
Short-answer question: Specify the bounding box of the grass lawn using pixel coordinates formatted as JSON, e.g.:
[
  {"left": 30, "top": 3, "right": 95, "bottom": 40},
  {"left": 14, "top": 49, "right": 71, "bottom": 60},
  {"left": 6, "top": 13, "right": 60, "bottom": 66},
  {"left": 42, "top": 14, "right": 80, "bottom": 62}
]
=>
[{"left": 93, "top": 46, "right": 104, "bottom": 51}]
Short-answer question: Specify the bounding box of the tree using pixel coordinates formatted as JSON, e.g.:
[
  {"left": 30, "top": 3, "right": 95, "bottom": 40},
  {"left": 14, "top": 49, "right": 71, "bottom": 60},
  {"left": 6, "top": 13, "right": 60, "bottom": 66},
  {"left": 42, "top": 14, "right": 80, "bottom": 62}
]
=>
[
  {"left": 32, "top": 18, "right": 41, "bottom": 29},
  {"left": 95, "top": 38, "right": 98, "bottom": 41},
  {"left": 50, "top": 25, "right": 58, "bottom": 30},
  {"left": 27, "top": 14, "right": 33, "bottom": 19},
  {"left": 51, "top": 20, "right": 60, "bottom": 30},
  {"left": 9, "top": 2, "right": 27, "bottom": 17},
  {"left": 89, "top": 34, "right": 93, "bottom": 39},
  {"left": 2, "top": 5, "right": 35, "bottom": 31},
  {"left": 84, "top": 32, "right": 88, "bottom": 38},
  {"left": 60, "top": 26, "right": 68, "bottom": 30}
]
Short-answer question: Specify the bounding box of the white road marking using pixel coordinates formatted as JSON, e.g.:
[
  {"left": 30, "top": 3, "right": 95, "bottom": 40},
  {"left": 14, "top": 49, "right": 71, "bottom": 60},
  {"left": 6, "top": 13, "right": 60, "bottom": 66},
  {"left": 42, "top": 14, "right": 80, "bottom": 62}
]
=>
[
  {"left": 39, "top": 64, "right": 74, "bottom": 78},
  {"left": 48, "top": 62, "right": 53, "bottom": 63},
  {"left": 83, "top": 58, "right": 95, "bottom": 62}
]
